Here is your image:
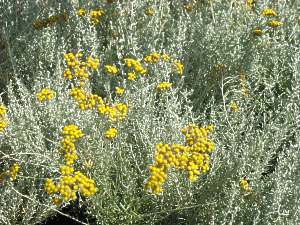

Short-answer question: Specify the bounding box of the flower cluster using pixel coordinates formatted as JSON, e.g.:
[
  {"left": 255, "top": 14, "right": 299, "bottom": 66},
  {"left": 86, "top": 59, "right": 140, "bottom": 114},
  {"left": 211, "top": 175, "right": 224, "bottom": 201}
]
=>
[
  {"left": 36, "top": 88, "right": 55, "bottom": 102},
  {"left": 254, "top": 8, "right": 282, "bottom": 35},
  {"left": 184, "top": 3, "right": 194, "bottom": 13},
  {"left": 246, "top": 0, "right": 255, "bottom": 9},
  {"left": 115, "top": 87, "right": 125, "bottom": 96},
  {"left": 145, "top": 124, "right": 215, "bottom": 194},
  {"left": 262, "top": 9, "right": 278, "bottom": 17},
  {"left": 253, "top": 28, "right": 264, "bottom": 36},
  {"left": 44, "top": 125, "right": 97, "bottom": 204},
  {"left": 268, "top": 20, "right": 283, "bottom": 28},
  {"left": 123, "top": 58, "right": 147, "bottom": 81},
  {"left": 104, "top": 65, "right": 118, "bottom": 76},
  {"left": 97, "top": 103, "right": 128, "bottom": 121},
  {"left": 143, "top": 52, "right": 182, "bottom": 76},
  {"left": 144, "top": 52, "right": 162, "bottom": 63},
  {"left": 44, "top": 170, "right": 97, "bottom": 202},
  {"left": 105, "top": 128, "right": 118, "bottom": 139},
  {"left": 63, "top": 52, "right": 128, "bottom": 122},
  {"left": 77, "top": 8, "right": 105, "bottom": 25},
  {"left": 60, "top": 124, "right": 84, "bottom": 165},
  {"left": 33, "top": 13, "right": 68, "bottom": 30},
  {"left": 240, "top": 178, "right": 250, "bottom": 192},
  {"left": 252, "top": 8, "right": 283, "bottom": 37},
  {"left": 0, "top": 104, "right": 8, "bottom": 132},
  {"left": 173, "top": 60, "right": 184, "bottom": 76},
  {"left": 156, "top": 82, "right": 172, "bottom": 92},
  {"left": 127, "top": 72, "right": 137, "bottom": 81},
  {"left": 145, "top": 7, "right": 155, "bottom": 16},
  {"left": 9, "top": 163, "right": 20, "bottom": 181},
  {"left": 230, "top": 102, "right": 238, "bottom": 113},
  {"left": 0, "top": 163, "right": 20, "bottom": 183},
  {"left": 70, "top": 87, "right": 104, "bottom": 111},
  {"left": 63, "top": 52, "right": 99, "bottom": 83},
  {"left": 124, "top": 58, "right": 147, "bottom": 74}
]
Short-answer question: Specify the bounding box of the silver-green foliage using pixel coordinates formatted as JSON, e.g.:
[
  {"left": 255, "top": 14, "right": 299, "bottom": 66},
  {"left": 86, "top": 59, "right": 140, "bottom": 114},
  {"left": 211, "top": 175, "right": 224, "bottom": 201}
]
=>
[{"left": 0, "top": 0, "right": 299, "bottom": 224}]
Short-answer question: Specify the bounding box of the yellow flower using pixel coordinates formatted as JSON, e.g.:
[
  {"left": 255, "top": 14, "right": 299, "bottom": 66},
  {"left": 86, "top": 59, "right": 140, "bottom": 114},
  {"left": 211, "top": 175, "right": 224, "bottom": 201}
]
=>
[
  {"left": 246, "top": 0, "right": 254, "bottom": 9},
  {"left": 124, "top": 58, "right": 146, "bottom": 74},
  {"left": 144, "top": 53, "right": 161, "bottom": 63},
  {"left": 104, "top": 65, "right": 118, "bottom": 75},
  {"left": 145, "top": 7, "right": 155, "bottom": 16},
  {"left": 105, "top": 128, "right": 118, "bottom": 139},
  {"left": 9, "top": 163, "right": 20, "bottom": 181},
  {"left": 240, "top": 178, "right": 250, "bottom": 192},
  {"left": 268, "top": 20, "right": 283, "bottom": 28},
  {"left": 253, "top": 28, "right": 264, "bottom": 36},
  {"left": 86, "top": 57, "right": 100, "bottom": 70},
  {"left": 77, "top": 8, "right": 86, "bottom": 17},
  {"left": 127, "top": 72, "right": 137, "bottom": 81},
  {"left": 230, "top": 102, "right": 238, "bottom": 113},
  {"left": 0, "top": 105, "right": 7, "bottom": 115},
  {"left": 173, "top": 60, "right": 184, "bottom": 75},
  {"left": 156, "top": 82, "right": 172, "bottom": 91},
  {"left": 36, "top": 88, "right": 55, "bottom": 102},
  {"left": 60, "top": 165, "right": 74, "bottom": 176},
  {"left": 184, "top": 3, "right": 194, "bottom": 12},
  {"left": 115, "top": 87, "right": 125, "bottom": 95},
  {"left": 62, "top": 124, "right": 84, "bottom": 140},
  {"left": 52, "top": 197, "right": 63, "bottom": 206},
  {"left": 162, "top": 54, "right": 170, "bottom": 62},
  {"left": 146, "top": 124, "right": 215, "bottom": 194},
  {"left": 90, "top": 9, "right": 105, "bottom": 25},
  {"left": 262, "top": 9, "right": 278, "bottom": 17},
  {"left": 108, "top": 103, "right": 128, "bottom": 121},
  {"left": 0, "top": 118, "right": 8, "bottom": 132},
  {"left": 64, "top": 68, "right": 73, "bottom": 80}
]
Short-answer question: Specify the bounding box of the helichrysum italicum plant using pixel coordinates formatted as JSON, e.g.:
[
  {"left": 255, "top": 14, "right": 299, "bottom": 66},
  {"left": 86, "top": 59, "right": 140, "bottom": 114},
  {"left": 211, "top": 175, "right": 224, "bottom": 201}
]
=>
[{"left": 0, "top": 0, "right": 299, "bottom": 224}]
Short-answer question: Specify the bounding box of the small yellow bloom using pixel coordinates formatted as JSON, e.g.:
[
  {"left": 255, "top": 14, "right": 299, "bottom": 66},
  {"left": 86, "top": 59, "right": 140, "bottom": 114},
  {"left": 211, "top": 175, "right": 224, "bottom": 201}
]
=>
[
  {"left": 240, "top": 178, "right": 250, "bottom": 192},
  {"left": 9, "top": 163, "right": 19, "bottom": 181},
  {"left": 162, "top": 54, "right": 170, "bottom": 62},
  {"left": 90, "top": 9, "right": 105, "bottom": 25},
  {"left": 52, "top": 197, "right": 63, "bottom": 206},
  {"left": 253, "top": 28, "right": 264, "bottom": 36},
  {"left": 268, "top": 20, "right": 283, "bottom": 28},
  {"left": 36, "top": 88, "right": 55, "bottom": 102},
  {"left": 262, "top": 9, "right": 278, "bottom": 17},
  {"left": 115, "top": 87, "right": 125, "bottom": 95},
  {"left": 128, "top": 72, "right": 137, "bottom": 81},
  {"left": 0, "top": 105, "right": 7, "bottom": 115},
  {"left": 86, "top": 57, "right": 100, "bottom": 70},
  {"left": 144, "top": 53, "right": 160, "bottom": 63},
  {"left": 105, "top": 128, "right": 118, "bottom": 139},
  {"left": 156, "top": 82, "right": 172, "bottom": 91},
  {"left": 0, "top": 118, "right": 8, "bottom": 132},
  {"left": 246, "top": 0, "right": 254, "bottom": 9},
  {"left": 77, "top": 8, "right": 86, "bottom": 17},
  {"left": 145, "top": 7, "right": 155, "bottom": 16},
  {"left": 124, "top": 58, "right": 146, "bottom": 74},
  {"left": 230, "top": 102, "right": 238, "bottom": 113},
  {"left": 184, "top": 3, "right": 194, "bottom": 12},
  {"left": 173, "top": 60, "right": 184, "bottom": 75},
  {"left": 104, "top": 65, "right": 118, "bottom": 75}
]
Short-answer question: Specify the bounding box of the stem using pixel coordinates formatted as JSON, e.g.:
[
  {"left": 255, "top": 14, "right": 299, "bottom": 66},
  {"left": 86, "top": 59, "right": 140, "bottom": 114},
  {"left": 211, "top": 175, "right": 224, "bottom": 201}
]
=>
[{"left": 11, "top": 186, "right": 88, "bottom": 225}]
